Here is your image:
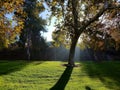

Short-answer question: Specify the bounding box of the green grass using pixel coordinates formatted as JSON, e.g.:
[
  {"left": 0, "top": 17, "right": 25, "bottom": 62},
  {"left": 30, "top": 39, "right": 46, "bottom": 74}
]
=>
[{"left": 0, "top": 61, "right": 120, "bottom": 90}]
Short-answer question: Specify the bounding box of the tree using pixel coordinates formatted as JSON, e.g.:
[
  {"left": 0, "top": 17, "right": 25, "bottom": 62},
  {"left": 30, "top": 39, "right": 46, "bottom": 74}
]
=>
[
  {"left": 45, "top": 0, "right": 120, "bottom": 66},
  {"left": 0, "top": 0, "right": 24, "bottom": 49},
  {"left": 19, "top": 0, "right": 47, "bottom": 60},
  {"left": 80, "top": 12, "right": 120, "bottom": 51}
]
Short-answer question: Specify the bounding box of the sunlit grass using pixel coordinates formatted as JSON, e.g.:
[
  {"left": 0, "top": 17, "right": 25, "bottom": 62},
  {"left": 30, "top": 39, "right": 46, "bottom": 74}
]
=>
[{"left": 0, "top": 61, "right": 120, "bottom": 90}]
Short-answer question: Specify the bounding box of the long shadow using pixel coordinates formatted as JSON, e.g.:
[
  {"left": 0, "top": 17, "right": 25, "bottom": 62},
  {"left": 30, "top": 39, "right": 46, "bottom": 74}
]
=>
[
  {"left": 81, "top": 61, "right": 120, "bottom": 90},
  {"left": 0, "top": 61, "right": 30, "bottom": 75},
  {"left": 85, "top": 86, "right": 92, "bottom": 90},
  {"left": 50, "top": 67, "right": 73, "bottom": 90}
]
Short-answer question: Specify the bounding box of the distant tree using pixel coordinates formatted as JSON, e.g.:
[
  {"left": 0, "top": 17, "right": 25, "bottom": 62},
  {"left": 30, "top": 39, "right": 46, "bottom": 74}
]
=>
[
  {"left": 18, "top": 0, "right": 47, "bottom": 60},
  {"left": 45, "top": 0, "right": 120, "bottom": 66}
]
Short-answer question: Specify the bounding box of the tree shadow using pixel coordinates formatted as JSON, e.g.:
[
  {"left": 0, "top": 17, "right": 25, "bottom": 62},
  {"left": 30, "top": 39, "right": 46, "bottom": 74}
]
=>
[
  {"left": 85, "top": 86, "right": 92, "bottom": 90},
  {"left": 0, "top": 61, "right": 30, "bottom": 75},
  {"left": 81, "top": 62, "right": 120, "bottom": 90},
  {"left": 50, "top": 67, "right": 73, "bottom": 90}
]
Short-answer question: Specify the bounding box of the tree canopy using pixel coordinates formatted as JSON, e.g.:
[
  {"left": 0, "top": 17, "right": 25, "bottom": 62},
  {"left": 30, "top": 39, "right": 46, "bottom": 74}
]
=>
[
  {"left": 0, "top": 0, "right": 47, "bottom": 50},
  {"left": 0, "top": 0, "right": 25, "bottom": 49},
  {"left": 19, "top": 0, "right": 47, "bottom": 49},
  {"left": 45, "top": 0, "right": 120, "bottom": 66}
]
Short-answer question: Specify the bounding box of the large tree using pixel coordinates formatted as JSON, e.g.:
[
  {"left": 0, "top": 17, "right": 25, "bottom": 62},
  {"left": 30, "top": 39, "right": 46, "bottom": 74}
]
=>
[{"left": 45, "top": 0, "right": 120, "bottom": 66}]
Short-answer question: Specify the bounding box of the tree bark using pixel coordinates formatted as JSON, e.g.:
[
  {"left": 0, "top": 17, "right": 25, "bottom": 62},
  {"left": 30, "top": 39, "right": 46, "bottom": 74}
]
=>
[
  {"left": 66, "top": 0, "right": 79, "bottom": 67},
  {"left": 68, "top": 35, "right": 79, "bottom": 66}
]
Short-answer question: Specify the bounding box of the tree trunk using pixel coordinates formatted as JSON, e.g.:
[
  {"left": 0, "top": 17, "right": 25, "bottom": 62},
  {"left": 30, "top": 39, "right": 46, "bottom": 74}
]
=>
[
  {"left": 67, "top": 35, "right": 79, "bottom": 67},
  {"left": 66, "top": 0, "right": 79, "bottom": 67}
]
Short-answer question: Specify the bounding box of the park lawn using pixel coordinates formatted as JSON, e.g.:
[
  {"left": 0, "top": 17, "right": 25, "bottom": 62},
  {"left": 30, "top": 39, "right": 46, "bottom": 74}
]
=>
[{"left": 0, "top": 61, "right": 120, "bottom": 90}]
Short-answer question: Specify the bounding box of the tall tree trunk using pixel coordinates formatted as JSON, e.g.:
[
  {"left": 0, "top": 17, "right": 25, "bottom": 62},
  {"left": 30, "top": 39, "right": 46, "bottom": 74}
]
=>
[
  {"left": 68, "top": 35, "right": 79, "bottom": 66},
  {"left": 66, "top": 0, "right": 79, "bottom": 67}
]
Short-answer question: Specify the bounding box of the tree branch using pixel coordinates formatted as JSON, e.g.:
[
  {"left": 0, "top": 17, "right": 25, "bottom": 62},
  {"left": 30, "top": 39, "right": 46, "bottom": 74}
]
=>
[
  {"left": 79, "top": 4, "right": 120, "bottom": 35},
  {"left": 71, "top": 0, "right": 79, "bottom": 34}
]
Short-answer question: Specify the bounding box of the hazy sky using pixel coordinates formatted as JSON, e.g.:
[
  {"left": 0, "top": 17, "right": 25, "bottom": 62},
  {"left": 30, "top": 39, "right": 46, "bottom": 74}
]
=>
[
  {"left": 41, "top": 17, "right": 56, "bottom": 41},
  {"left": 40, "top": 2, "right": 55, "bottom": 41}
]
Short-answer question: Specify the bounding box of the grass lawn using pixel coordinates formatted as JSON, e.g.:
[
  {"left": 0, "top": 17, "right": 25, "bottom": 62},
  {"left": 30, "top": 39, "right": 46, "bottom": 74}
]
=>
[{"left": 0, "top": 61, "right": 120, "bottom": 90}]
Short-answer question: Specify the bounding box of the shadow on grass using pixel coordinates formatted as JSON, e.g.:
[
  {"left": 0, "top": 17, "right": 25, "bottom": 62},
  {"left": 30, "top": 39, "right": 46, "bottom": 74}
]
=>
[
  {"left": 81, "top": 61, "right": 120, "bottom": 90},
  {"left": 0, "top": 61, "right": 30, "bottom": 75},
  {"left": 85, "top": 86, "right": 92, "bottom": 90},
  {"left": 50, "top": 67, "right": 73, "bottom": 90}
]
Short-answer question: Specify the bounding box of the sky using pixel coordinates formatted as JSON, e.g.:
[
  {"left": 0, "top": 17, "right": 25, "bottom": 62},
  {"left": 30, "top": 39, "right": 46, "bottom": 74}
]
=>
[
  {"left": 41, "top": 17, "right": 56, "bottom": 41},
  {"left": 40, "top": 13, "right": 56, "bottom": 41},
  {"left": 39, "top": 2, "right": 56, "bottom": 41},
  {"left": 5, "top": 13, "right": 18, "bottom": 28}
]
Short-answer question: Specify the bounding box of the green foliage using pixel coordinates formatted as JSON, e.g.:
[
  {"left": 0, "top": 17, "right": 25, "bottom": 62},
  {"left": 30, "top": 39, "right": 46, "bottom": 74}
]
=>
[
  {"left": 0, "top": 0, "right": 47, "bottom": 49},
  {"left": 0, "top": 0, "right": 25, "bottom": 49},
  {"left": 0, "top": 61, "right": 120, "bottom": 90},
  {"left": 52, "top": 30, "right": 71, "bottom": 48},
  {"left": 19, "top": 0, "right": 47, "bottom": 50},
  {"left": 45, "top": 0, "right": 120, "bottom": 50}
]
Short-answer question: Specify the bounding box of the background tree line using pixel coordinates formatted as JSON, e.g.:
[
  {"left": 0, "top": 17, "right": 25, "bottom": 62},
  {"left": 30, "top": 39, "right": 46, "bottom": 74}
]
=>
[
  {"left": 0, "top": 0, "right": 120, "bottom": 63},
  {"left": 0, "top": 0, "right": 47, "bottom": 60}
]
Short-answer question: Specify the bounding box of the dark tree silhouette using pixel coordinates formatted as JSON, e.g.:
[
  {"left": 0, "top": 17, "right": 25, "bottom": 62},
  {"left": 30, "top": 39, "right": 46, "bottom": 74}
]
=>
[{"left": 19, "top": 0, "right": 47, "bottom": 60}]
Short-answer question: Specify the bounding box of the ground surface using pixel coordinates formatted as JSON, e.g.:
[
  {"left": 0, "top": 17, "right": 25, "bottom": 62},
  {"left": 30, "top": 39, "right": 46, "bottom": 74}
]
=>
[{"left": 0, "top": 61, "right": 120, "bottom": 90}]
